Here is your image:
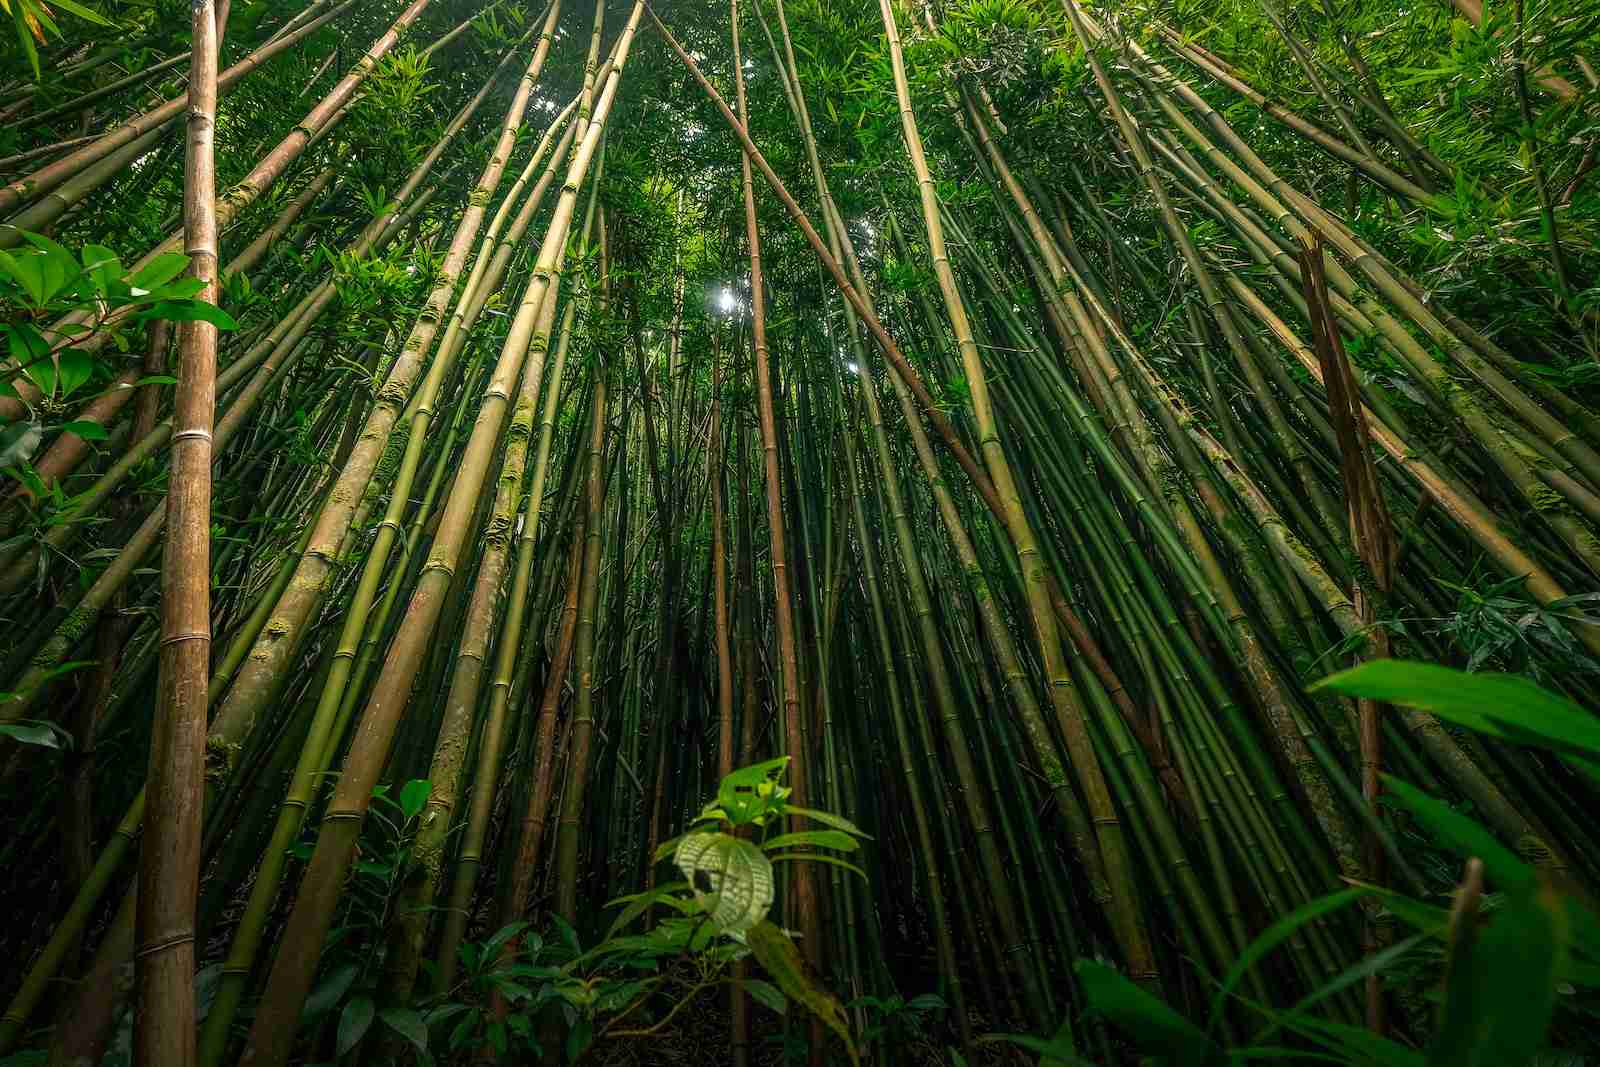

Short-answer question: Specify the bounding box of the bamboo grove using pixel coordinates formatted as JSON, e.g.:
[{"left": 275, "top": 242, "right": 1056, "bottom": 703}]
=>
[{"left": 2, "top": 0, "right": 1599, "bottom": 1062}]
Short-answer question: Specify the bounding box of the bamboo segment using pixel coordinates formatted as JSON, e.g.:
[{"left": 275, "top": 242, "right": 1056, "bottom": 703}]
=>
[{"left": 135, "top": 3, "right": 219, "bottom": 1062}]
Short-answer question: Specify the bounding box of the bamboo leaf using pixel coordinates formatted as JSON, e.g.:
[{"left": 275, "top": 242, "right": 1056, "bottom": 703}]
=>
[
  {"left": 1430, "top": 884, "right": 1567, "bottom": 1067},
  {"left": 45, "top": 0, "right": 112, "bottom": 26},
  {"left": 602, "top": 881, "right": 693, "bottom": 939},
  {"left": 1075, "top": 959, "right": 1219, "bottom": 1065},
  {"left": 1313, "top": 660, "right": 1600, "bottom": 764},
  {"left": 1208, "top": 887, "right": 1368, "bottom": 1032},
  {"left": 977, "top": 1033, "right": 1095, "bottom": 1065},
  {"left": 1382, "top": 775, "right": 1533, "bottom": 892}
]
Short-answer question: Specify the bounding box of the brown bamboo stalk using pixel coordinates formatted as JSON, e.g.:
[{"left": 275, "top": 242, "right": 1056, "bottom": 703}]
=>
[
  {"left": 555, "top": 236, "right": 610, "bottom": 924},
  {"left": 712, "top": 342, "right": 734, "bottom": 780},
  {"left": 134, "top": 1, "right": 219, "bottom": 1061},
  {"left": 729, "top": 0, "right": 819, "bottom": 979}
]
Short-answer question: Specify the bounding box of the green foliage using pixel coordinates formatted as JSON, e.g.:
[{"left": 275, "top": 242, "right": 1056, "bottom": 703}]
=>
[
  {"left": 1, "top": 0, "right": 111, "bottom": 79},
  {"left": 0, "top": 718, "right": 70, "bottom": 748},
  {"left": 851, "top": 991, "right": 948, "bottom": 1048},
  {"left": 0, "top": 231, "right": 234, "bottom": 511},
  {"left": 1031, "top": 662, "right": 1600, "bottom": 1065},
  {"left": 277, "top": 763, "right": 867, "bottom": 1064},
  {"left": 1429, "top": 574, "right": 1600, "bottom": 681}
]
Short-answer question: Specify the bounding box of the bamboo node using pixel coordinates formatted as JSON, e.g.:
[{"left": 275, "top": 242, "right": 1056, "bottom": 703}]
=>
[{"left": 134, "top": 931, "right": 195, "bottom": 959}]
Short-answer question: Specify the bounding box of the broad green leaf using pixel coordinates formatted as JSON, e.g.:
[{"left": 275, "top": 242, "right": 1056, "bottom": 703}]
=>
[
  {"left": 1313, "top": 660, "right": 1600, "bottom": 761},
  {"left": 22, "top": 356, "right": 54, "bottom": 397},
  {"left": 716, "top": 756, "right": 791, "bottom": 823},
  {"left": 1075, "top": 959, "right": 1218, "bottom": 1065},
  {"left": 379, "top": 1007, "right": 431, "bottom": 1066},
  {"left": 336, "top": 995, "right": 375, "bottom": 1056},
  {"left": 768, "top": 852, "right": 867, "bottom": 880},
  {"left": 0, "top": 420, "right": 43, "bottom": 467},
  {"left": 550, "top": 912, "right": 580, "bottom": 954},
  {"left": 0, "top": 720, "right": 71, "bottom": 749},
  {"left": 782, "top": 804, "right": 871, "bottom": 838},
  {"left": 762, "top": 829, "right": 859, "bottom": 852},
  {"left": 1382, "top": 775, "right": 1532, "bottom": 892},
  {"left": 6, "top": 323, "right": 49, "bottom": 366},
  {"left": 652, "top": 831, "right": 687, "bottom": 864},
  {"left": 747, "top": 920, "right": 858, "bottom": 1064},
  {"left": 675, "top": 832, "right": 774, "bottom": 937},
  {"left": 479, "top": 920, "right": 529, "bottom": 964},
  {"left": 20, "top": 232, "right": 79, "bottom": 303},
  {"left": 1430, "top": 884, "right": 1567, "bottom": 1067},
  {"left": 303, "top": 963, "right": 358, "bottom": 1019},
  {"left": 82, "top": 244, "right": 120, "bottom": 294},
  {"left": 399, "top": 778, "right": 431, "bottom": 820},
  {"left": 565, "top": 1016, "right": 592, "bottom": 1063},
  {"left": 423, "top": 1003, "right": 470, "bottom": 1029},
  {"left": 488, "top": 977, "right": 533, "bottom": 1002},
  {"left": 56, "top": 348, "right": 93, "bottom": 398},
  {"left": 740, "top": 978, "right": 788, "bottom": 1014},
  {"left": 130, "top": 253, "right": 190, "bottom": 292},
  {"left": 61, "top": 420, "right": 108, "bottom": 441},
  {"left": 146, "top": 276, "right": 207, "bottom": 301},
  {"left": 0, "top": 249, "right": 47, "bottom": 305},
  {"left": 139, "top": 300, "right": 238, "bottom": 330}
]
